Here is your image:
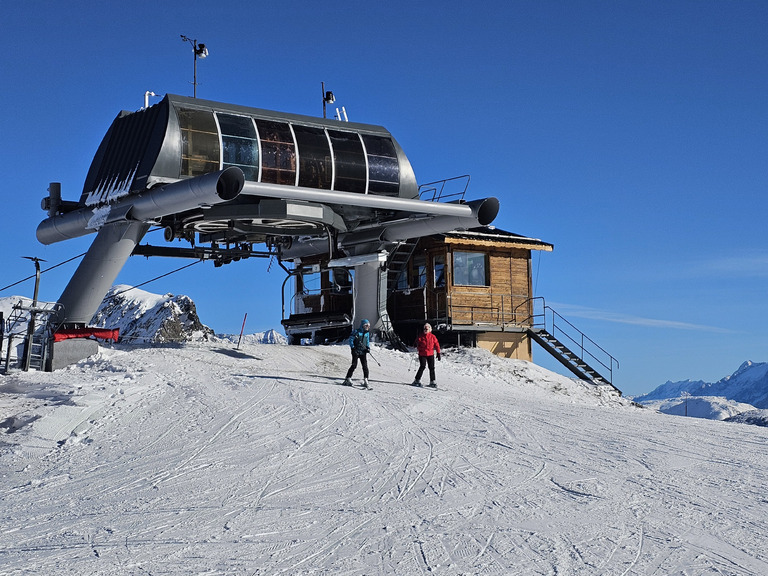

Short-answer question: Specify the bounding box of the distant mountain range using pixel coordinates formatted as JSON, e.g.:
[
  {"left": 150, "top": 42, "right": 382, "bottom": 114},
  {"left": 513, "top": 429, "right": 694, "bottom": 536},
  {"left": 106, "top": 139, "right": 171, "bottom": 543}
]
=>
[
  {"left": 635, "top": 361, "right": 768, "bottom": 409},
  {"left": 635, "top": 361, "right": 768, "bottom": 425}
]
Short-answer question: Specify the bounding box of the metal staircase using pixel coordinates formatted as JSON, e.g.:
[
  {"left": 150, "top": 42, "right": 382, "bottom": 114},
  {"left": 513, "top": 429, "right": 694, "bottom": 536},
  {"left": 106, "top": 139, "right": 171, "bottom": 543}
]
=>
[
  {"left": 526, "top": 298, "right": 620, "bottom": 394},
  {"left": 386, "top": 239, "right": 419, "bottom": 293},
  {"left": 527, "top": 328, "right": 613, "bottom": 388}
]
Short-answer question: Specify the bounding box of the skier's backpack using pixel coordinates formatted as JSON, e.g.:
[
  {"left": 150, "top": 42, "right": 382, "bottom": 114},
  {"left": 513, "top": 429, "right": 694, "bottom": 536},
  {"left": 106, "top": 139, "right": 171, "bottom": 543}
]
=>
[{"left": 352, "top": 331, "right": 367, "bottom": 355}]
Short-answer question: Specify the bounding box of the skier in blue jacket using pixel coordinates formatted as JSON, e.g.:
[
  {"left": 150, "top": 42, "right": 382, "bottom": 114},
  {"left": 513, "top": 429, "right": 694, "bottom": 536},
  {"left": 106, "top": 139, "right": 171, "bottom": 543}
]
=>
[{"left": 342, "top": 319, "right": 371, "bottom": 388}]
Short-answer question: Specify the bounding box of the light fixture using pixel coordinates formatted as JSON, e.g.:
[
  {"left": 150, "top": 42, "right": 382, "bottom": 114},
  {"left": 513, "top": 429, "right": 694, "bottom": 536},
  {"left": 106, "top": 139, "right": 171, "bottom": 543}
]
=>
[
  {"left": 181, "top": 35, "right": 209, "bottom": 98},
  {"left": 321, "top": 82, "right": 336, "bottom": 118}
]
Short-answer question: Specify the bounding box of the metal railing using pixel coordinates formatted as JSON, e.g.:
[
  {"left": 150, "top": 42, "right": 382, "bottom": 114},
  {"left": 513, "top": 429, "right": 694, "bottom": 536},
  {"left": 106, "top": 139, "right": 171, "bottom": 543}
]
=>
[
  {"left": 417, "top": 175, "right": 470, "bottom": 203},
  {"left": 525, "top": 297, "right": 618, "bottom": 384},
  {"left": 446, "top": 291, "right": 533, "bottom": 327}
]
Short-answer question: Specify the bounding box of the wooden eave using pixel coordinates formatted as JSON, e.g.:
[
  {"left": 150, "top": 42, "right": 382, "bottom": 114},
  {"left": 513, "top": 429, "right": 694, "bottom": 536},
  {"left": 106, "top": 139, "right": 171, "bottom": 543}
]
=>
[{"left": 442, "top": 236, "right": 553, "bottom": 252}]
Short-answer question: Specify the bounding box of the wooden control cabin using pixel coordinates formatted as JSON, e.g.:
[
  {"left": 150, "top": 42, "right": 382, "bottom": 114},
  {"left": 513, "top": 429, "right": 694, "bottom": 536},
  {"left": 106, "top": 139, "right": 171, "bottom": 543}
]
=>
[{"left": 387, "top": 227, "right": 553, "bottom": 360}]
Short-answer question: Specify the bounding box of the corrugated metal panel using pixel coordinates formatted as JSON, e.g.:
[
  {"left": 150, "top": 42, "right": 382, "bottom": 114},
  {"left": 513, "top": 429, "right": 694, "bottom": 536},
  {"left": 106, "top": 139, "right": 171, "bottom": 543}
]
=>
[{"left": 80, "top": 101, "right": 168, "bottom": 206}]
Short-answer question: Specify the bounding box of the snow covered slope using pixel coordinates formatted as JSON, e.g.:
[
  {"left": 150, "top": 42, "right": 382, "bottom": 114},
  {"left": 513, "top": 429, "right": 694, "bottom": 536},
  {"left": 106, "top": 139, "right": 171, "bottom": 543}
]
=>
[
  {"left": 641, "top": 395, "right": 757, "bottom": 420},
  {"left": 2, "top": 340, "right": 768, "bottom": 574}
]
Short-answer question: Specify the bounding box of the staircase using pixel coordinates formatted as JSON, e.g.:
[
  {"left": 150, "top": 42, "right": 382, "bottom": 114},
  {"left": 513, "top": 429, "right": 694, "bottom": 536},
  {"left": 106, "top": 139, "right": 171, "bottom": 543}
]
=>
[
  {"left": 528, "top": 328, "right": 614, "bottom": 389},
  {"left": 386, "top": 239, "right": 419, "bottom": 293},
  {"left": 526, "top": 298, "right": 620, "bottom": 394}
]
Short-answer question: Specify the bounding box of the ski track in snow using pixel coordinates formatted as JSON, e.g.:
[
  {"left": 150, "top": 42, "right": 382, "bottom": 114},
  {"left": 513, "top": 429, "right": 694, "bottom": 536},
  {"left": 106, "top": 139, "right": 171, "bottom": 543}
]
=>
[{"left": 2, "top": 341, "right": 768, "bottom": 575}]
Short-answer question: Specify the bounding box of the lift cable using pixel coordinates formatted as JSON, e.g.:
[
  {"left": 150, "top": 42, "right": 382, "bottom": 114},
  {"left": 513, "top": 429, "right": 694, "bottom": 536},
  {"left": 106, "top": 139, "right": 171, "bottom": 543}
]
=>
[
  {"left": 0, "top": 252, "right": 88, "bottom": 294},
  {"left": 106, "top": 259, "right": 204, "bottom": 300}
]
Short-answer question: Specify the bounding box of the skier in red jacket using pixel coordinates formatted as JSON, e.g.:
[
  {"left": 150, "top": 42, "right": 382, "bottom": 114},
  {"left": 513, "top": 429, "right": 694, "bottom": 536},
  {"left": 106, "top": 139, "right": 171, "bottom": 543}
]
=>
[{"left": 412, "top": 323, "right": 441, "bottom": 388}]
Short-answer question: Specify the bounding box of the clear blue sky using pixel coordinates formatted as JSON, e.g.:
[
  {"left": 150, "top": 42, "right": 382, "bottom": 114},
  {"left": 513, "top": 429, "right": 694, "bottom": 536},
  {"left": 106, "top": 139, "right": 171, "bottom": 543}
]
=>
[{"left": 2, "top": 0, "right": 767, "bottom": 396}]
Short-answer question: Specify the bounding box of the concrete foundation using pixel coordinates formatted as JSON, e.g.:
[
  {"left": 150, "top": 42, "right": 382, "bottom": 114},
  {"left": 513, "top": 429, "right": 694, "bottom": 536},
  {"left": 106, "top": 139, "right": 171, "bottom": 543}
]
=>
[{"left": 48, "top": 339, "right": 99, "bottom": 371}]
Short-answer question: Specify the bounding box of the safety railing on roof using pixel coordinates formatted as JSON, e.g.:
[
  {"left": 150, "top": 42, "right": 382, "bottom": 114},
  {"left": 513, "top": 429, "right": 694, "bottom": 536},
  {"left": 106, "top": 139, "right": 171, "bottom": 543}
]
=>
[{"left": 417, "top": 175, "right": 470, "bottom": 203}]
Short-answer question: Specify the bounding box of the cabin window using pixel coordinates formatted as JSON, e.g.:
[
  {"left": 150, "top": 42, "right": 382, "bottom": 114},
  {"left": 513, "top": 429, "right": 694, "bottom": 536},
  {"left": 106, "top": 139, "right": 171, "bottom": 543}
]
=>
[
  {"left": 410, "top": 254, "right": 427, "bottom": 288},
  {"left": 178, "top": 107, "right": 221, "bottom": 177},
  {"left": 328, "top": 130, "right": 366, "bottom": 193},
  {"left": 433, "top": 254, "right": 446, "bottom": 288},
  {"left": 362, "top": 135, "right": 399, "bottom": 196},
  {"left": 294, "top": 126, "right": 332, "bottom": 189},
  {"left": 396, "top": 270, "right": 408, "bottom": 291},
  {"left": 453, "top": 251, "right": 489, "bottom": 286},
  {"left": 256, "top": 120, "right": 296, "bottom": 185},
  {"left": 217, "top": 114, "right": 259, "bottom": 181}
]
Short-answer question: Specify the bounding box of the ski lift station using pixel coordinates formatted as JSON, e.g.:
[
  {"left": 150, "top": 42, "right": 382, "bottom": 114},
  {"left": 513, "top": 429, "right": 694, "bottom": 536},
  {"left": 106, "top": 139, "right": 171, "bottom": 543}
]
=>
[{"left": 3, "top": 94, "right": 619, "bottom": 393}]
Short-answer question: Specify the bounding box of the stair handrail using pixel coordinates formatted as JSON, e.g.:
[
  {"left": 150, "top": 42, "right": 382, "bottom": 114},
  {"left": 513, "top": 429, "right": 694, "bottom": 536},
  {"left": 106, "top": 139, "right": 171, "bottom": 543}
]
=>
[
  {"left": 521, "top": 297, "right": 619, "bottom": 384},
  {"left": 544, "top": 305, "right": 619, "bottom": 381}
]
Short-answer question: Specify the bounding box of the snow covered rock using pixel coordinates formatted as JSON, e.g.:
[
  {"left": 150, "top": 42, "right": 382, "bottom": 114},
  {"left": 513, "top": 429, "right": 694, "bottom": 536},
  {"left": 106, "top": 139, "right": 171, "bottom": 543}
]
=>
[{"left": 91, "top": 285, "right": 214, "bottom": 343}]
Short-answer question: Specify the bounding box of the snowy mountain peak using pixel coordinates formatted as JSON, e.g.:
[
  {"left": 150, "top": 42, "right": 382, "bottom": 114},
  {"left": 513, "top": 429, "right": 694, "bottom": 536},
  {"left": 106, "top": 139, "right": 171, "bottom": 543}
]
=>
[
  {"left": 732, "top": 360, "right": 758, "bottom": 378},
  {"left": 91, "top": 284, "right": 214, "bottom": 343},
  {"left": 636, "top": 360, "right": 768, "bottom": 417}
]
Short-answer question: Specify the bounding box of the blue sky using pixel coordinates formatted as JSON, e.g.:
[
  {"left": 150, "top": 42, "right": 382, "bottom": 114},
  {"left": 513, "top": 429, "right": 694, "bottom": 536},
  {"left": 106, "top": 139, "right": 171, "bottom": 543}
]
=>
[{"left": 2, "top": 1, "right": 767, "bottom": 396}]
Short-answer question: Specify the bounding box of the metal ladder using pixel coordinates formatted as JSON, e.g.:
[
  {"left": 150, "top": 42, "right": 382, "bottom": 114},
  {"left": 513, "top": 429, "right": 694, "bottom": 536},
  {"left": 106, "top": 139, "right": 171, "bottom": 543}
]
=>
[{"left": 386, "top": 239, "right": 419, "bottom": 293}]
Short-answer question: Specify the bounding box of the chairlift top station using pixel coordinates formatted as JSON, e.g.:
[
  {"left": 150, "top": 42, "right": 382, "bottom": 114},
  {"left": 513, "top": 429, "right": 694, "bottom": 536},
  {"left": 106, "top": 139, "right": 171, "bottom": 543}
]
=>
[
  {"left": 17, "top": 92, "right": 620, "bottom": 392},
  {"left": 37, "top": 93, "right": 499, "bottom": 332}
]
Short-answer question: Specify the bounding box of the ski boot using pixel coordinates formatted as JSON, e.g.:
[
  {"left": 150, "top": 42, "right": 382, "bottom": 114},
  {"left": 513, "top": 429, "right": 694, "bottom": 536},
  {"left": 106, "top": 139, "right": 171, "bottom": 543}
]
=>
[
  {"left": 411, "top": 379, "right": 422, "bottom": 387},
  {"left": 342, "top": 378, "right": 353, "bottom": 386},
  {"left": 363, "top": 378, "right": 371, "bottom": 389},
  {"left": 428, "top": 381, "right": 437, "bottom": 388}
]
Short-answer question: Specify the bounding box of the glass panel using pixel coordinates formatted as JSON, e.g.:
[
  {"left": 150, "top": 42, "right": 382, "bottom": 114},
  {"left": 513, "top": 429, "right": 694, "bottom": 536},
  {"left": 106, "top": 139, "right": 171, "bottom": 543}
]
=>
[
  {"left": 328, "top": 130, "right": 366, "bottom": 193},
  {"left": 256, "top": 119, "right": 296, "bottom": 185},
  {"left": 396, "top": 271, "right": 408, "bottom": 291},
  {"left": 433, "top": 254, "right": 445, "bottom": 288},
  {"left": 217, "top": 114, "right": 259, "bottom": 181},
  {"left": 453, "top": 251, "right": 489, "bottom": 286},
  {"left": 178, "top": 107, "right": 220, "bottom": 177},
  {"left": 410, "top": 254, "right": 427, "bottom": 288},
  {"left": 294, "top": 126, "right": 332, "bottom": 189},
  {"left": 362, "top": 134, "right": 399, "bottom": 196}
]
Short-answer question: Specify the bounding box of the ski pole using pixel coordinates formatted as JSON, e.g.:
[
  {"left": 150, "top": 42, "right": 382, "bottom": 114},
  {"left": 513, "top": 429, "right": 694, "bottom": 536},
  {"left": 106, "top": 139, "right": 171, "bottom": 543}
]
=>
[
  {"left": 407, "top": 355, "right": 414, "bottom": 372},
  {"left": 368, "top": 350, "right": 381, "bottom": 366}
]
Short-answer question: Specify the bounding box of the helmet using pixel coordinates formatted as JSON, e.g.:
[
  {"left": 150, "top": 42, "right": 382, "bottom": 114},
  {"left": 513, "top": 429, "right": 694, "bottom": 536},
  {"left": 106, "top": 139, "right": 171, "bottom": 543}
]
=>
[{"left": 361, "top": 319, "right": 371, "bottom": 330}]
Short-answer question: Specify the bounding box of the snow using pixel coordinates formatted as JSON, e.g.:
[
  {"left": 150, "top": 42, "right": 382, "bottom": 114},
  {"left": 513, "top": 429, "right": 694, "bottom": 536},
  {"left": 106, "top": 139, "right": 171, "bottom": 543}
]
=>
[
  {"left": 3, "top": 339, "right": 768, "bottom": 574},
  {"left": 640, "top": 396, "right": 757, "bottom": 420}
]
